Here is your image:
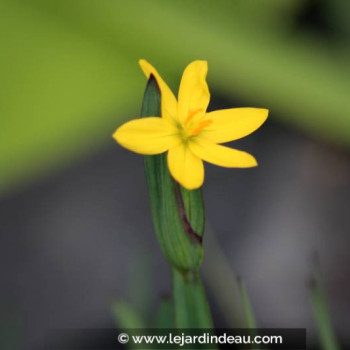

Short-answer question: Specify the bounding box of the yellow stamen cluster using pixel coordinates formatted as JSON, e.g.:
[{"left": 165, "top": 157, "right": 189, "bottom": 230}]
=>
[
  {"left": 181, "top": 109, "right": 213, "bottom": 138},
  {"left": 190, "top": 119, "right": 213, "bottom": 135}
]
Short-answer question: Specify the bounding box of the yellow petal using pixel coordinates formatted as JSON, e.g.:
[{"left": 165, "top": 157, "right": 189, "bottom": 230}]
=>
[
  {"left": 167, "top": 143, "right": 204, "bottom": 190},
  {"left": 177, "top": 60, "right": 210, "bottom": 125},
  {"left": 200, "top": 108, "right": 268, "bottom": 143},
  {"left": 113, "top": 117, "right": 180, "bottom": 155},
  {"left": 139, "top": 59, "right": 177, "bottom": 124},
  {"left": 189, "top": 137, "right": 257, "bottom": 168}
]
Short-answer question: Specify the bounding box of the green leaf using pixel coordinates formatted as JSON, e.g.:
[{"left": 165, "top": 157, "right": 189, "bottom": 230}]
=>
[
  {"left": 111, "top": 300, "right": 145, "bottom": 329},
  {"left": 237, "top": 278, "right": 258, "bottom": 329},
  {"left": 310, "top": 274, "right": 340, "bottom": 350},
  {"left": 201, "top": 228, "right": 246, "bottom": 327},
  {"left": 2, "top": 0, "right": 350, "bottom": 196},
  {"left": 237, "top": 279, "right": 262, "bottom": 350},
  {"left": 155, "top": 298, "right": 174, "bottom": 328},
  {"left": 0, "top": 0, "right": 139, "bottom": 196}
]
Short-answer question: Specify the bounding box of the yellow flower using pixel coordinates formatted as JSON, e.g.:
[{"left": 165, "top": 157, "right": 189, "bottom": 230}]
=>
[{"left": 113, "top": 59, "right": 268, "bottom": 190}]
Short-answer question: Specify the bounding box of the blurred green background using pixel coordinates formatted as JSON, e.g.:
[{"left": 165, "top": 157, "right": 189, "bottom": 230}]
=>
[
  {"left": 1, "top": 1, "right": 350, "bottom": 349},
  {"left": 1, "top": 0, "right": 350, "bottom": 197}
]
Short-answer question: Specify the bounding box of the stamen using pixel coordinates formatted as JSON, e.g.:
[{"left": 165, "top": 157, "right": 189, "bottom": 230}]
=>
[
  {"left": 191, "top": 119, "right": 213, "bottom": 135},
  {"left": 185, "top": 108, "right": 203, "bottom": 124}
]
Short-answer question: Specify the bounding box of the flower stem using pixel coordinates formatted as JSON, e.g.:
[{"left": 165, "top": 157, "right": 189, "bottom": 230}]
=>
[{"left": 172, "top": 268, "right": 214, "bottom": 329}]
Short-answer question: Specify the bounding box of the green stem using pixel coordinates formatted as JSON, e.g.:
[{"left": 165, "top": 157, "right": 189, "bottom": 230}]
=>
[{"left": 172, "top": 268, "right": 214, "bottom": 329}]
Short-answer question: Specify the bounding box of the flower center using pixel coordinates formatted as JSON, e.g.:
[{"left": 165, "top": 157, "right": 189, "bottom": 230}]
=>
[{"left": 179, "top": 109, "right": 213, "bottom": 140}]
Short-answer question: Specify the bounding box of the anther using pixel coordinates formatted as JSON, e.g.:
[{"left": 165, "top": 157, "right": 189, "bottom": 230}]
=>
[
  {"left": 185, "top": 108, "right": 203, "bottom": 124},
  {"left": 191, "top": 119, "right": 213, "bottom": 135}
]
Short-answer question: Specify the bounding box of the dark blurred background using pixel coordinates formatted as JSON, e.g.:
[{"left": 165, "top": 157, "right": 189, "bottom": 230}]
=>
[{"left": 0, "top": 1, "right": 349, "bottom": 349}]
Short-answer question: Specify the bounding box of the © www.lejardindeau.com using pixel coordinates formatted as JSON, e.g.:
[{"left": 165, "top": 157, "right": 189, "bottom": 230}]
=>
[{"left": 113, "top": 59, "right": 268, "bottom": 190}]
